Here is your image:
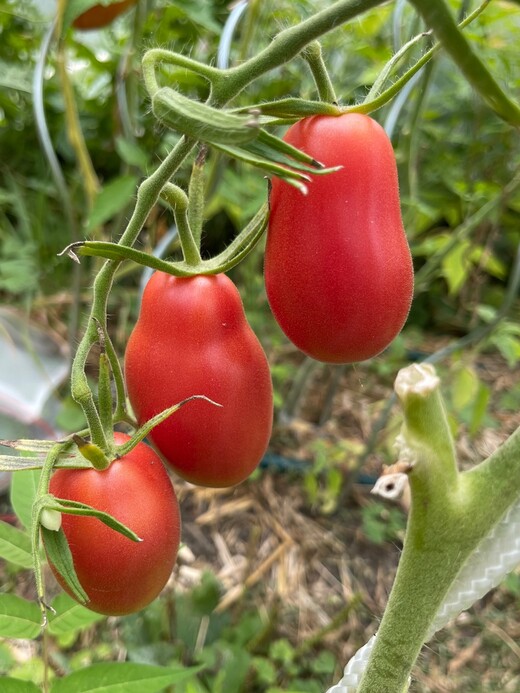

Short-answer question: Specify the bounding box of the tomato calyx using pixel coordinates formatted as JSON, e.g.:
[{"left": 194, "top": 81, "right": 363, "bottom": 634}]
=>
[{"left": 73, "top": 434, "right": 111, "bottom": 470}]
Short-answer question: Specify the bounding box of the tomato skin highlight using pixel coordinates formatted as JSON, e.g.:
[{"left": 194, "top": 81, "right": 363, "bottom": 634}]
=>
[
  {"left": 72, "top": 0, "right": 136, "bottom": 30},
  {"left": 124, "top": 272, "right": 273, "bottom": 488},
  {"left": 265, "top": 114, "right": 414, "bottom": 364},
  {"left": 48, "top": 433, "right": 180, "bottom": 616}
]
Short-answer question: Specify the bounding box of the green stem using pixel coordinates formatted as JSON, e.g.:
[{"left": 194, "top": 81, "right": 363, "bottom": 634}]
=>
[
  {"left": 32, "top": 441, "right": 72, "bottom": 624},
  {"left": 141, "top": 48, "right": 221, "bottom": 99},
  {"left": 161, "top": 182, "right": 202, "bottom": 266},
  {"left": 408, "top": 0, "right": 520, "bottom": 126},
  {"left": 302, "top": 41, "right": 337, "bottom": 103},
  {"left": 69, "top": 138, "right": 196, "bottom": 440},
  {"left": 357, "top": 365, "right": 520, "bottom": 691},
  {"left": 188, "top": 147, "right": 207, "bottom": 249},
  {"left": 97, "top": 351, "right": 114, "bottom": 444},
  {"left": 210, "top": 0, "right": 388, "bottom": 104}
]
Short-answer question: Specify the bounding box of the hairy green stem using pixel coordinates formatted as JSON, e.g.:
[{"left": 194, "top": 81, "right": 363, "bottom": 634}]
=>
[
  {"left": 302, "top": 41, "right": 338, "bottom": 103},
  {"left": 32, "top": 440, "right": 72, "bottom": 624},
  {"left": 161, "top": 182, "right": 202, "bottom": 266},
  {"left": 69, "top": 137, "right": 196, "bottom": 438},
  {"left": 188, "top": 148, "right": 207, "bottom": 249},
  {"left": 210, "top": 0, "right": 388, "bottom": 104},
  {"left": 142, "top": 48, "right": 221, "bottom": 98},
  {"left": 357, "top": 365, "right": 520, "bottom": 691}
]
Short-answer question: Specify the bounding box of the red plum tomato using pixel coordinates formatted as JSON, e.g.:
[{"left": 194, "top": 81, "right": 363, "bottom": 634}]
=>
[
  {"left": 47, "top": 432, "right": 180, "bottom": 616},
  {"left": 265, "top": 113, "right": 414, "bottom": 364},
  {"left": 124, "top": 272, "right": 273, "bottom": 488}
]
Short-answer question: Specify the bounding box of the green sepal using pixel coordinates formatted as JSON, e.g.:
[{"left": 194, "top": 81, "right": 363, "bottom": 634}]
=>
[
  {"left": 0, "top": 437, "right": 92, "bottom": 472},
  {"left": 41, "top": 526, "right": 88, "bottom": 605},
  {"left": 213, "top": 132, "right": 340, "bottom": 193},
  {"left": 233, "top": 97, "right": 341, "bottom": 119},
  {"left": 43, "top": 496, "right": 141, "bottom": 543},
  {"left": 152, "top": 87, "right": 261, "bottom": 145},
  {"left": 116, "top": 395, "right": 222, "bottom": 458},
  {"left": 0, "top": 454, "right": 88, "bottom": 472}
]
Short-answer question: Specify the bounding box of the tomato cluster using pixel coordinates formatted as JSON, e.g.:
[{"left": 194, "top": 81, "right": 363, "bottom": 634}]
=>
[{"left": 47, "top": 111, "right": 412, "bottom": 616}]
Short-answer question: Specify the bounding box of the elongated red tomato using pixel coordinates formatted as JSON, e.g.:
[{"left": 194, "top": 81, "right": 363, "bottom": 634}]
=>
[
  {"left": 124, "top": 273, "right": 273, "bottom": 487},
  {"left": 48, "top": 433, "right": 180, "bottom": 616},
  {"left": 265, "top": 114, "right": 413, "bottom": 363}
]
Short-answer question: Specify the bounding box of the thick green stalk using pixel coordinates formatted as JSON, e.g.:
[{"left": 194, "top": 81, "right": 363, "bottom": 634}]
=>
[
  {"left": 408, "top": 0, "right": 520, "bottom": 126},
  {"left": 357, "top": 365, "right": 520, "bottom": 691}
]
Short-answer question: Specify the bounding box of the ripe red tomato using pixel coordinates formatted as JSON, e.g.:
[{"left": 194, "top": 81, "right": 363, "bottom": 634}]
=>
[
  {"left": 72, "top": 0, "right": 137, "bottom": 30},
  {"left": 265, "top": 114, "right": 414, "bottom": 364},
  {"left": 47, "top": 433, "right": 180, "bottom": 616},
  {"left": 124, "top": 272, "right": 273, "bottom": 487}
]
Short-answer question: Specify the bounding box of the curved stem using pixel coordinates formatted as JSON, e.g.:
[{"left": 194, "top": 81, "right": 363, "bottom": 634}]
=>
[
  {"left": 161, "top": 182, "right": 202, "bottom": 266},
  {"left": 142, "top": 48, "right": 221, "bottom": 99},
  {"left": 302, "top": 41, "right": 338, "bottom": 103},
  {"left": 69, "top": 137, "right": 196, "bottom": 440},
  {"left": 32, "top": 440, "right": 73, "bottom": 625},
  {"left": 210, "top": 0, "right": 387, "bottom": 104}
]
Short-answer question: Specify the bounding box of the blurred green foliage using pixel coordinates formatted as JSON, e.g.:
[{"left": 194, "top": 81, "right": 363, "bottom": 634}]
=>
[{"left": 1, "top": 0, "right": 518, "bottom": 354}]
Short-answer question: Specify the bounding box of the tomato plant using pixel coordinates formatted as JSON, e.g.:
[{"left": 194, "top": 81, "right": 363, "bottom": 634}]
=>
[
  {"left": 72, "top": 0, "right": 137, "bottom": 30},
  {"left": 265, "top": 113, "right": 414, "bottom": 364},
  {"left": 124, "top": 272, "right": 273, "bottom": 488},
  {"left": 47, "top": 432, "right": 181, "bottom": 615}
]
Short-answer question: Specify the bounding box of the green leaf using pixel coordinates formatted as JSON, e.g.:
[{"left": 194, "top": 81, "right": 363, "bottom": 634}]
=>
[
  {"left": 50, "top": 663, "right": 201, "bottom": 693},
  {"left": 409, "top": 0, "right": 520, "bottom": 126},
  {"left": 213, "top": 647, "right": 251, "bottom": 693},
  {"left": 0, "top": 595, "right": 41, "bottom": 639},
  {"left": 115, "top": 138, "right": 150, "bottom": 170},
  {"left": 10, "top": 469, "right": 40, "bottom": 530},
  {"left": 48, "top": 593, "right": 104, "bottom": 637},
  {"left": 0, "top": 237, "right": 39, "bottom": 295},
  {"left": 0, "top": 61, "right": 32, "bottom": 93},
  {"left": 0, "top": 520, "right": 32, "bottom": 568},
  {"left": 469, "top": 383, "right": 490, "bottom": 438},
  {"left": 441, "top": 240, "right": 472, "bottom": 294},
  {"left": 451, "top": 365, "right": 479, "bottom": 411},
  {"left": 41, "top": 527, "right": 88, "bottom": 605},
  {"left": 0, "top": 677, "right": 41, "bottom": 693},
  {"left": 85, "top": 175, "right": 138, "bottom": 233}
]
